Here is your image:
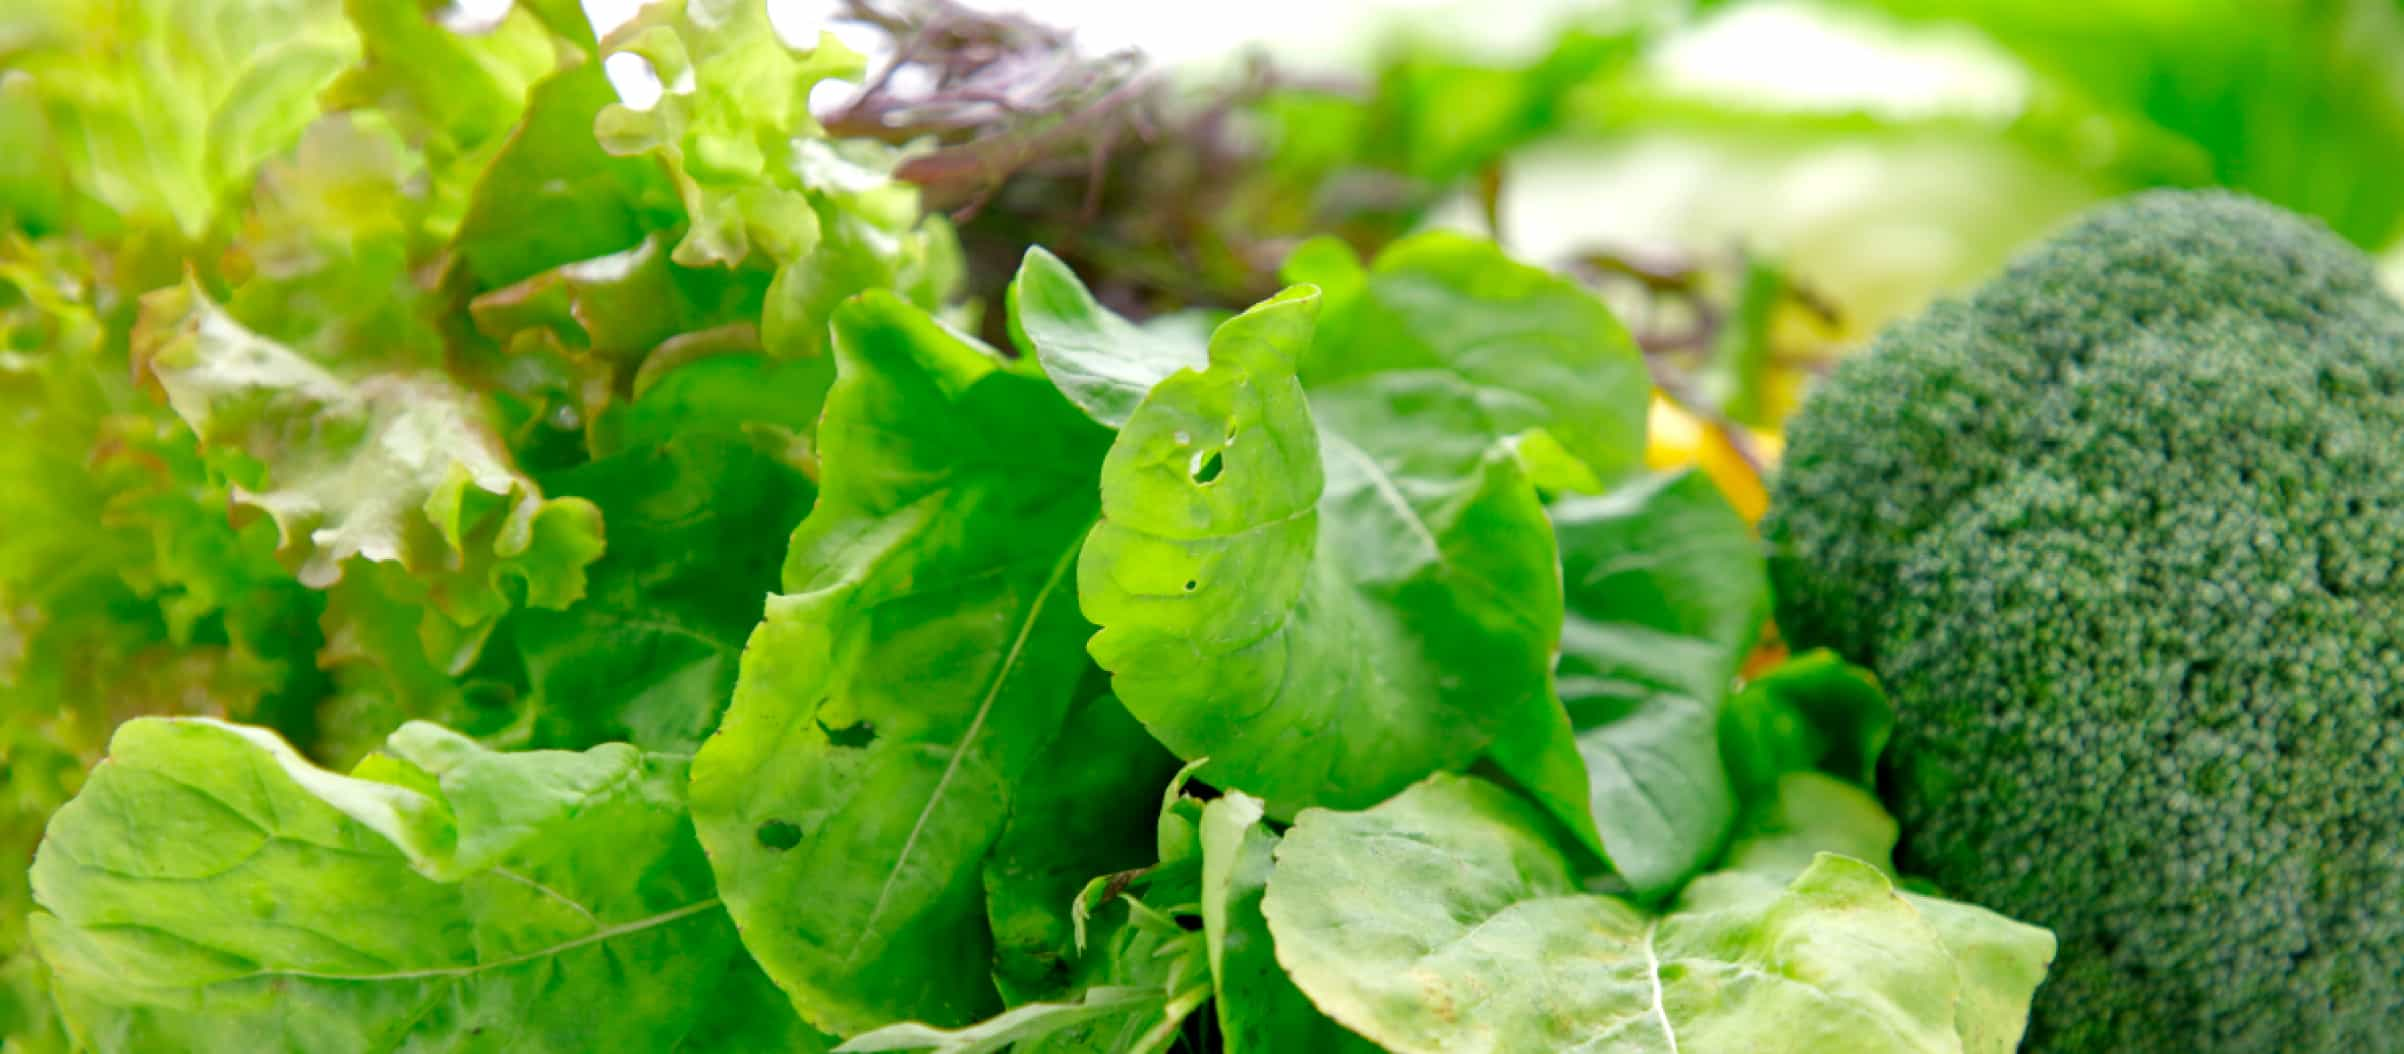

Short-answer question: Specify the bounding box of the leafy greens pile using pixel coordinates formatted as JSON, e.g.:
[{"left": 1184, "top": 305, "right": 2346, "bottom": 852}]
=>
[{"left": 1, "top": 0, "right": 2055, "bottom": 1051}]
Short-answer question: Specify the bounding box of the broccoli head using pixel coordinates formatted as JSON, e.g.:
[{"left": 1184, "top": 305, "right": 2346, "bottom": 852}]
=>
[{"left": 1764, "top": 190, "right": 2404, "bottom": 1052}]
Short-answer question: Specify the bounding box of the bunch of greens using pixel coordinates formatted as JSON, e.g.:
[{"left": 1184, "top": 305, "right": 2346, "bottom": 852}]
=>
[{"left": 1, "top": 0, "right": 2060, "bottom": 1051}]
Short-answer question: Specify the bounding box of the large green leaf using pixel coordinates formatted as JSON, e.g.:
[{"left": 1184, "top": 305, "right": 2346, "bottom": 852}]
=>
[
  {"left": 689, "top": 292, "right": 1111, "bottom": 1034},
  {"left": 28, "top": 717, "right": 817, "bottom": 1052},
  {"left": 1262, "top": 774, "right": 2055, "bottom": 1054},
  {"left": 1081, "top": 284, "right": 1569, "bottom": 815}
]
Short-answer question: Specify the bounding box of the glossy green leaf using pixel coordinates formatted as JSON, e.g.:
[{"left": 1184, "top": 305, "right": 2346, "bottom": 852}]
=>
[
  {"left": 1082, "top": 284, "right": 1568, "bottom": 815},
  {"left": 1262, "top": 773, "right": 2055, "bottom": 1054},
  {"left": 1006, "top": 246, "right": 1208, "bottom": 429},
  {"left": 28, "top": 717, "right": 812, "bottom": 1052},
  {"left": 689, "top": 292, "right": 1111, "bottom": 1034}
]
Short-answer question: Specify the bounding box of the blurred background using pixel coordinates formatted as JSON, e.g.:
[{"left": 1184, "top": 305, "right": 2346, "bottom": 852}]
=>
[{"left": 573, "top": 0, "right": 2404, "bottom": 512}]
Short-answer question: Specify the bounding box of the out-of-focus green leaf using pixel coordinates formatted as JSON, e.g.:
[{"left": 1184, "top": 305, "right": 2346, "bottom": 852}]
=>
[
  {"left": 1805, "top": 0, "right": 2404, "bottom": 248},
  {"left": 29, "top": 717, "right": 813, "bottom": 1052},
  {"left": 447, "top": 60, "right": 681, "bottom": 291},
  {"left": 1, "top": 0, "right": 359, "bottom": 238},
  {"left": 690, "top": 293, "right": 1110, "bottom": 1034}
]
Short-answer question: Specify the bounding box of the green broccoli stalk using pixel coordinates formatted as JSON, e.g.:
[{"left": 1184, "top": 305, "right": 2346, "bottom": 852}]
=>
[{"left": 1764, "top": 190, "right": 2404, "bottom": 1052}]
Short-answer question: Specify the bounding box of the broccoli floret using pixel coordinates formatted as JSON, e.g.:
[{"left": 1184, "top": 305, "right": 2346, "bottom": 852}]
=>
[{"left": 1763, "top": 190, "right": 2404, "bottom": 1052}]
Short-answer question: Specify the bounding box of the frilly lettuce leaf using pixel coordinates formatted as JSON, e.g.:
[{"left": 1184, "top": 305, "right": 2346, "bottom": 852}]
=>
[
  {"left": 134, "top": 281, "right": 603, "bottom": 624},
  {"left": 0, "top": 0, "right": 359, "bottom": 238},
  {"left": 1261, "top": 773, "right": 2055, "bottom": 1054},
  {"left": 28, "top": 716, "right": 823, "bottom": 1052}
]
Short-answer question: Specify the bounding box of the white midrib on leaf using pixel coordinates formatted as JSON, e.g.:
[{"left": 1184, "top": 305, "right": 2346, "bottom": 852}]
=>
[
  {"left": 1642, "top": 918, "right": 1679, "bottom": 1053},
  {"left": 229, "top": 897, "right": 721, "bottom": 983},
  {"left": 844, "top": 538, "right": 1083, "bottom": 965}
]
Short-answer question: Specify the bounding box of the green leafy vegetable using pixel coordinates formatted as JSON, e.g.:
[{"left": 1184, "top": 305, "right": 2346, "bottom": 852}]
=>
[
  {"left": 1262, "top": 773, "right": 2054, "bottom": 1054},
  {"left": 29, "top": 717, "right": 818, "bottom": 1051},
  {"left": 689, "top": 292, "right": 1110, "bottom": 1033}
]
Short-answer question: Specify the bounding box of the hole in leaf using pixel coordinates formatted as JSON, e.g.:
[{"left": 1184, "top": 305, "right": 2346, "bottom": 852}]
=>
[
  {"left": 757, "top": 820, "right": 803, "bottom": 851},
  {"left": 820, "top": 719, "right": 876, "bottom": 748},
  {"left": 1191, "top": 449, "right": 1224, "bottom": 484},
  {"left": 1183, "top": 579, "right": 1198, "bottom": 592}
]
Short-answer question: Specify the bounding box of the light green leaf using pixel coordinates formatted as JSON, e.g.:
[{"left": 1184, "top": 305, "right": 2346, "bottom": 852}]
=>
[
  {"left": 1198, "top": 794, "right": 1378, "bottom": 1054},
  {"left": 132, "top": 282, "right": 604, "bottom": 632},
  {"left": 836, "top": 987, "right": 1165, "bottom": 1054},
  {"left": 1082, "top": 284, "right": 1568, "bottom": 815},
  {"left": 689, "top": 292, "right": 1111, "bottom": 1034},
  {"left": 593, "top": 0, "right": 859, "bottom": 269},
  {"left": 1263, "top": 773, "right": 2054, "bottom": 1054},
  {"left": 1006, "top": 246, "right": 1209, "bottom": 429},
  {"left": 28, "top": 717, "right": 807, "bottom": 1052},
  {"left": 4, "top": 0, "right": 359, "bottom": 237}
]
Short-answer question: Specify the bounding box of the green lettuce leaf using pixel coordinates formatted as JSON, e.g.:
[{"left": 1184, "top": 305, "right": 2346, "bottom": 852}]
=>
[
  {"left": 1537, "top": 468, "right": 1771, "bottom": 897},
  {"left": 689, "top": 292, "right": 1110, "bottom": 1034},
  {"left": 133, "top": 281, "right": 605, "bottom": 629},
  {"left": 1261, "top": 773, "right": 2055, "bottom": 1054},
  {"left": 1718, "top": 649, "right": 1895, "bottom": 807},
  {"left": 1196, "top": 795, "right": 1378, "bottom": 1054},
  {"left": 1005, "top": 246, "right": 1209, "bottom": 429},
  {"left": 1281, "top": 231, "right": 1649, "bottom": 481},
  {"left": 1, "top": 0, "right": 359, "bottom": 238},
  {"left": 510, "top": 433, "right": 815, "bottom": 752},
  {"left": 982, "top": 694, "right": 1181, "bottom": 1006},
  {"left": 1080, "top": 282, "right": 1569, "bottom": 815},
  {"left": 28, "top": 717, "right": 819, "bottom": 1052}
]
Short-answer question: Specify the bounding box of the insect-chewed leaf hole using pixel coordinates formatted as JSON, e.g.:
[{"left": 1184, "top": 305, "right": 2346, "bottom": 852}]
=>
[
  {"left": 756, "top": 819, "right": 804, "bottom": 851},
  {"left": 1192, "top": 448, "right": 1224, "bottom": 484}
]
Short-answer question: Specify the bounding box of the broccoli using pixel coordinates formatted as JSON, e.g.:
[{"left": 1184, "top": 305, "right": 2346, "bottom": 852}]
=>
[{"left": 1763, "top": 190, "right": 2404, "bottom": 1052}]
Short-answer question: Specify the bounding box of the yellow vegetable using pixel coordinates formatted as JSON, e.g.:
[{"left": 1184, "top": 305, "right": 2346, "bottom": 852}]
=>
[{"left": 1644, "top": 392, "right": 1781, "bottom": 522}]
